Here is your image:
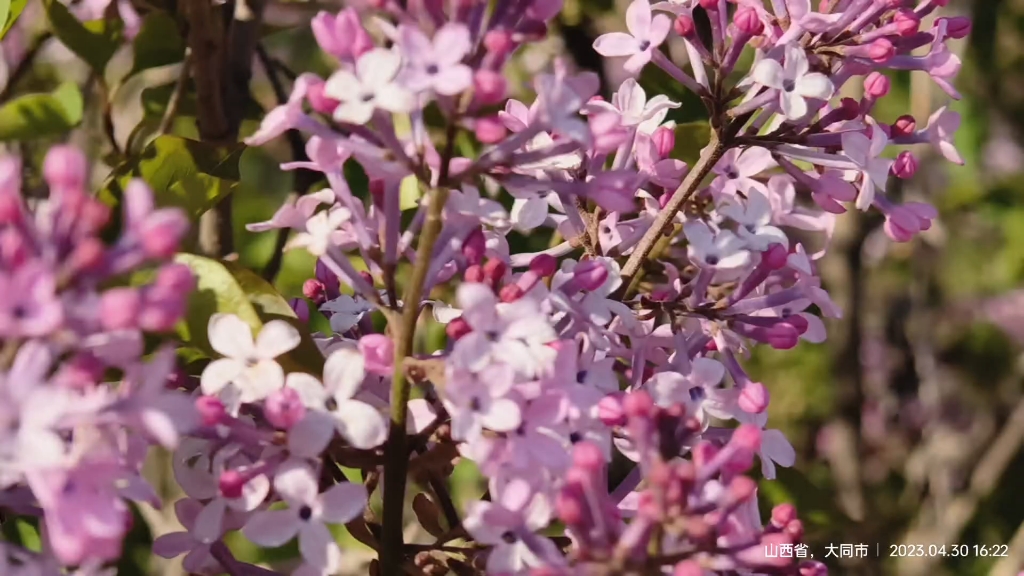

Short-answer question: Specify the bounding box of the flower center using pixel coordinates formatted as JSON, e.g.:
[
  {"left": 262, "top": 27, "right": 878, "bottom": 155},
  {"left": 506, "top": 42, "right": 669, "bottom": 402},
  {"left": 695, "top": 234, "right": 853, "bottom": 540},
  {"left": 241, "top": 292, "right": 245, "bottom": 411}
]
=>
[
  {"left": 360, "top": 92, "right": 375, "bottom": 103},
  {"left": 298, "top": 505, "right": 313, "bottom": 521},
  {"left": 689, "top": 387, "right": 705, "bottom": 402},
  {"left": 782, "top": 79, "right": 796, "bottom": 92},
  {"left": 726, "top": 168, "right": 739, "bottom": 179},
  {"left": 426, "top": 64, "right": 440, "bottom": 75},
  {"left": 325, "top": 397, "right": 339, "bottom": 411},
  {"left": 705, "top": 255, "right": 720, "bottom": 266},
  {"left": 575, "top": 370, "right": 588, "bottom": 384},
  {"left": 11, "top": 305, "right": 27, "bottom": 319},
  {"left": 469, "top": 396, "right": 483, "bottom": 411},
  {"left": 501, "top": 531, "right": 518, "bottom": 543},
  {"left": 569, "top": 432, "right": 582, "bottom": 444},
  {"left": 638, "top": 40, "right": 651, "bottom": 51}
]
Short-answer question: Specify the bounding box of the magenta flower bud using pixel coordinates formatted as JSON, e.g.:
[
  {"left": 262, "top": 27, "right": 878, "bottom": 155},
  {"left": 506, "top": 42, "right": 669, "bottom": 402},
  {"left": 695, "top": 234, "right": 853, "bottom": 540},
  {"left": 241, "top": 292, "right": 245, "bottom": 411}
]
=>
[
  {"left": 674, "top": 15, "right": 695, "bottom": 36},
  {"left": 482, "top": 258, "right": 507, "bottom": 288},
  {"left": 140, "top": 211, "right": 189, "bottom": 259},
  {"left": 762, "top": 243, "right": 789, "bottom": 270},
  {"left": 461, "top": 228, "right": 487, "bottom": 265},
  {"left": 893, "top": 10, "right": 920, "bottom": 37},
  {"left": 499, "top": 283, "right": 525, "bottom": 303},
  {"left": 446, "top": 317, "right": 472, "bottom": 341},
  {"left": 289, "top": 298, "right": 310, "bottom": 323},
  {"left": 555, "top": 489, "right": 585, "bottom": 526},
  {"left": 100, "top": 288, "right": 142, "bottom": 330},
  {"left": 302, "top": 278, "right": 327, "bottom": 305},
  {"left": 891, "top": 114, "right": 916, "bottom": 137},
  {"left": 311, "top": 9, "right": 373, "bottom": 60},
  {"left": 799, "top": 560, "right": 829, "bottom": 576},
  {"left": 139, "top": 299, "right": 185, "bottom": 332},
  {"left": 66, "top": 238, "right": 106, "bottom": 275},
  {"left": 597, "top": 393, "right": 626, "bottom": 426},
  {"left": 785, "top": 519, "right": 805, "bottom": 541},
  {"left": 264, "top": 387, "right": 307, "bottom": 429},
  {"left": 734, "top": 6, "right": 764, "bottom": 35},
  {"left": 767, "top": 325, "right": 800, "bottom": 349},
  {"left": 196, "top": 395, "right": 226, "bottom": 426},
  {"left": 474, "top": 115, "right": 507, "bottom": 144},
  {"left": 55, "top": 353, "right": 106, "bottom": 389},
  {"left": 866, "top": 38, "right": 895, "bottom": 62},
  {"left": 571, "top": 260, "right": 609, "bottom": 291},
  {"left": 358, "top": 270, "right": 374, "bottom": 288},
  {"left": 529, "top": 253, "right": 558, "bottom": 277},
  {"left": 738, "top": 382, "right": 770, "bottom": 414},
  {"left": 359, "top": 333, "right": 394, "bottom": 376},
  {"left": 154, "top": 263, "right": 196, "bottom": 294},
  {"left": 588, "top": 110, "right": 629, "bottom": 154},
  {"left": 571, "top": 441, "right": 604, "bottom": 472},
  {"left": 623, "top": 390, "right": 655, "bottom": 419},
  {"left": 783, "top": 313, "right": 809, "bottom": 335},
  {"left": 219, "top": 470, "right": 246, "bottom": 499},
  {"left": 306, "top": 81, "right": 340, "bottom": 116},
  {"left": 483, "top": 30, "right": 514, "bottom": 57},
  {"left": 692, "top": 441, "right": 718, "bottom": 468},
  {"left": 698, "top": 0, "right": 719, "bottom": 10},
  {"left": 473, "top": 70, "right": 507, "bottom": 106},
  {"left": 863, "top": 72, "right": 890, "bottom": 98},
  {"left": 315, "top": 259, "right": 341, "bottom": 297},
  {"left": 651, "top": 126, "right": 675, "bottom": 159},
  {"left": 673, "top": 561, "right": 704, "bottom": 576},
  {"left": 732, "top": 423, "right": 763, "bottom": 453},
  {"left": 464, "top": 264, "right": 485, "bottom": 283},
  {"left": 837, "top": 97, "right": 861, "bottom": 121},
  {"left": 892, "top": 150, "right": 917, "bottom": 179},
  {"left": 0, "top": 192, "right": 22, "bottom": 224},
  {"left": 43, "top": 145, "right": 88, "bottom": 190},
  {"left": 771, "top": 503, "right": 798, "bottom": 528},
  {"left": 940, "top": 16, "right": 971, "bottom": 39},
  {"left": 727, "top": 475, "right": 757, "bottom": 503}
]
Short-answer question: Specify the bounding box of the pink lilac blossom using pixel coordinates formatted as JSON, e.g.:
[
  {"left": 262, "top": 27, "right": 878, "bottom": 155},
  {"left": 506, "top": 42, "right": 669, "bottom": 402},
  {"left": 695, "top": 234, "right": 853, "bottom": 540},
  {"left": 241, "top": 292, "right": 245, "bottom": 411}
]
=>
[{"left": 0, "top": 0, "right": 970, "bottom": 573}]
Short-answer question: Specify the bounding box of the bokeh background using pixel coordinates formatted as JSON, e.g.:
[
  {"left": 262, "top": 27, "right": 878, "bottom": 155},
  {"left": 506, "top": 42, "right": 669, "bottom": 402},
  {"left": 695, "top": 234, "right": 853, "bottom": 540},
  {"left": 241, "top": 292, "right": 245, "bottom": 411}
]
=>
[{"left": 0, "top": 0, "right": 1022, "bottom": 574}]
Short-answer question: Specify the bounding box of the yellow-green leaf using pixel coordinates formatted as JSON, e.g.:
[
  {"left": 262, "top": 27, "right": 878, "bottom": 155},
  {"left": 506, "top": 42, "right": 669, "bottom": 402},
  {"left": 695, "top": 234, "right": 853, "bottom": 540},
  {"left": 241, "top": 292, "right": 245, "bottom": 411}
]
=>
[{"left": 0, "top": 82, "right": 83, "bottom": 141}]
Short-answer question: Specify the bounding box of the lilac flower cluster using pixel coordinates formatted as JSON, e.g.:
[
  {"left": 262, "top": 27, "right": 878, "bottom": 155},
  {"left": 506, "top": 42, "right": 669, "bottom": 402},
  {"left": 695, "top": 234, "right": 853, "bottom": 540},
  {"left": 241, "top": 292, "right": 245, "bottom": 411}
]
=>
[
  {"left": 0, "top": 146, "right": 194, "bottom": 573},
  {"left": 0, "top": 0, "right": 970, "bottom": 574}
]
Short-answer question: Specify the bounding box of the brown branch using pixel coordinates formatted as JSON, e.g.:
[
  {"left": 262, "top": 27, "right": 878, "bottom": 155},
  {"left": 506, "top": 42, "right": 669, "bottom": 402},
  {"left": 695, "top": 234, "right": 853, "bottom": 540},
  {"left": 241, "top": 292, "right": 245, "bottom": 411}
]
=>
[{"left": 158, "top": 51, "right": 192, "bottom": 135}]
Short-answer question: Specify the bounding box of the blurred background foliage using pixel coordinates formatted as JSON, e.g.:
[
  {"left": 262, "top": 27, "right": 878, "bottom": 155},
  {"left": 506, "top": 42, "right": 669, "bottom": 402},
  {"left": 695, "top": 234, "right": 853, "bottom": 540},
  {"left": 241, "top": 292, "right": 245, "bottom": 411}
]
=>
[{"left": 0, "top": 0, "right": 1022, "bottom": 574}]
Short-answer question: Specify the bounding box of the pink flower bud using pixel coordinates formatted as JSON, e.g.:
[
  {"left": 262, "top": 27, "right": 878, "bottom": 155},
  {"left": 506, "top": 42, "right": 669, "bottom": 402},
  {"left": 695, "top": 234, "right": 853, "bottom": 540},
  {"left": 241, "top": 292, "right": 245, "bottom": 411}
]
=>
[
  {"left": 623, "top": 390, "right": 655, "bottom": 419},
  {"left": 474, "top": 115, "right": 507, "bottom": 144},
  {"left": 499, "top": 283, "right": 524, "bottom": 302},
  {"left": 799, "top": 560, "right": 829, "bottom": 576},
  {"left": 783, "top": 313, "right": 809, "bottom": 335},
  {"left": 727, "top": 475, "right": 757, "bottom": 503},
  {"left": 785, "top": 519, "right": 805, "bottom": 541},
  {"left": 464, "top": 264, "right": 485, "bottom": 283},
  {"left": 731, "top": 423, "right": 763, "bottom": 453},
  {"left": 66, "top": 238, "right": 106, "bottom": 275},
  {"left": 154, "top": 263, "right": 196, "bottom": 293},
  {"left": 359, "top": 333, "right": 394, "bottom": 376},
  {"left": 866, "top": 38, "right": 895, "bottom": 62},
  {"left": 0, "top": 192, "right": 23, "bottom": 224},
  {"left": 692, "top": 441, "right": 718, "bottom": 468},
  {"left": 571, "top": 441, "right": 604, "bottom": 472},
  {"left": 738, "top": 382, "right": 770, "bottom": 413},
  {"left": 571, "top": 260, "right": 609, "bottom": 291},
  {"left": 893, "top": 10, "right": 920, "bottom": 37},
  {"left": 303, "top": 278, "right": 327, "bottom": 305},
  {"left": 482, "top": 258, "right": 507, "bottom": 288},
  {"left": 529, "top": 253, "right": 558, "bottom": 277},
  {"left": 652, "top": 126, "right": 675, "bottom": 158},
  {"left": 446, "top": 317, "right": 472, "bottom": 341},
  {"left": 483, "top": 30, "right": 515, "bottom": 56},
  {"left": 763, "top": 243, "right": 789, "bottom": 270},
  {"left": 674, "top": 561, "right": 704, "bottom": 576},
  {"left": 940, "top": 16, "right": 971, "bottom": 39},
  {"left": 735, "top": 7, "right": 764, "bottom": 35},
  {"left": 473, "top": 70, "right": 507, "bottom": 106},
  {"left": 555, "top": 490, "right": 585, "bottom": 525},
  {"left": 100, "top": 288, "right": 141, "bottom": 330},
  {"left": 264, "top": 387, "right": 307, "bottom": 429},
  {"left": 311, "top": 9, "right": 373, "bottom": 60},
  {"left": 306, "top": 81, "right": 340, "bottom": 116},
  {"left": 674, "top": 15, "right": 695, "bottom": 36},
  {"left": 196, "top": 395, "right": 226, "bottom": 426},
  {"left": 699, "top": 0, "right": 719, "bottom": 10},
  {"left": 864, "top": 71, "right": 890, "bottom": 97},
  {"left": 892, "top": 150, "right": 917, "bottom": 178},
  {"left": 891, "top": 114, "right": 916, "bottom": 136},
  {"left": 219, "top": 470, "right": 246, "bottom": 499},
  {"left": 838, "top": 97, "right": 861, "bottom": 120},
  {"left": 771, "top": 503, "right": 798, "bottom": 528},
  {"left": 597, "top": 393, "right": 626, "bottom": 426},
  {"left": 140, "top": 210, "right": 189, "bottom": 259},
  {"left": 43, "top": 145, "right": 88, "bottom": 190},
  {"left": 461, "top": 228, "right": 487, "bottom": 265}
]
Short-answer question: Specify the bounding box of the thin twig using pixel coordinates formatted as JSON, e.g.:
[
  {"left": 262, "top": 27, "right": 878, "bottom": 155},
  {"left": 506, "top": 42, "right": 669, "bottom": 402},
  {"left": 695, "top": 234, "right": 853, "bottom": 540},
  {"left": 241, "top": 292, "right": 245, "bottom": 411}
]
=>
[
  {"left": 0, "top": 33, "right": 53, "bottom": 103},
  {"left": 158, "top": 51, "right": 193, "bottom": 135}
]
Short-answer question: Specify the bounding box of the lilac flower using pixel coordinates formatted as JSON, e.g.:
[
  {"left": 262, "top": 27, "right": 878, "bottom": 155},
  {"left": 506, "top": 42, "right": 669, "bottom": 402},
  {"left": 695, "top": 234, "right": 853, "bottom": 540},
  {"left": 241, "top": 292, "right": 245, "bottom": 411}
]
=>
[
  {"left": 751, "top": 44, "right": 834, "bottom": 119},
  {"left": 719, "top": 189, "right": 789, "bottom": 250},
  {"left": 320, "top": 293, "right": 375, "bottom": 333},
  {"left": 200, "top": 314, "right": 301, "bottom": 408},
  {"left": 445, "top": 365, "right": 522, "bottom": 441},
  {"left": 841, "top": 125, "right": 894, "bottom": 210},
  {"left": 585, "top": 78, "right": 679, "bottom": 133},
  {"left": 286, "top": 207, "right": 353, "bottom": 257},
  {"left": 464, "top": 477, "right": 563, "bottom": 573},
  {"left": 0, "top": 261, "right": 63, "bottom": 338},
  {"left": 246, "top": 190, "right": 336, "bottom": 232},
  {"left": 398, "top": 23, "right": 473, "bottom": 96},
  {"left": 710, "top": 147, "right": 775, "bottom": 198},
  {"left": 925, "top": 106, "right": 964, "bottom": 165},
  {"left": 684, "top": 221, "right": 751, "bottom": 270},
  {"left": 323, "top": 48, "right": 414, "bottom": 124},
  {"left": 594, "top": 0, "right": 673, "bottom": 75},
  {"left": 243, "top": 459, "right": 367, "bottom": 572},
  {"left": 153, "top": 498, "right": 244, "bottom": 574}
]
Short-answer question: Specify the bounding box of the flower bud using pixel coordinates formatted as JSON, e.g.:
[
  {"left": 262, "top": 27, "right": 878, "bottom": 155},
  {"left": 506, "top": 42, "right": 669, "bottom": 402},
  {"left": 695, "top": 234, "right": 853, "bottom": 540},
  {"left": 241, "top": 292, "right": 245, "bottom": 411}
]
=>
[
  {"left": 264, "top": 387, "right": 307, "bottom": 429},
  {"left": 771, "top": 503, "right": 798, "bottom": 528},
  {"left": 597, "top": 393, "right": 626, "bottom": 426},
  {"left": 445, "top": 317, "right": 472, "bottom": 341},
  {"left": 698, "top": 0, "right": 719, "bottom": 10},
  {"left": 799, "top": 560, "right": 829, "bottom": 576},
  {"left": 738, "top": 382, "right": 770, "bottom": 413},
  {"left": 303, "top": 278, "right": 328, "bottom": 305},
  {"left": 66, "top": 238, "right": 106, "bottom": 275},
  {"left": 940, "top": 16, "right": 971, "bottom": 39},
  {"left": 891, "top": 114, "right": 916, "bottom": 137},
  {"left": 289, "top": 298, "right": 310, "bottom": 323},
  {"left": 359, "top": 333, "right": 394, "bottom": 376},
  {"left": 140, "top": 210, "right": 189, "bottom": 259},
  {"left": 623, "top": 390, "right": 655, "bottom": 419},
  {"left": 838, "top": 97, "right": 861, "bottom": 120},
  {"left": 571, "top": 260, "right": 609, "bottom": 291},
  {"left": 474, "top": 115, "right": 507, "bottom": 144},
  {"left": 154, "top": 263, "right": 196, "bottom": 294},
  {"left": 652, "top": 126, "right": 675, "bottom": 159},
  {"left": 865, "top": 38, "right": 895, "bottom": 62},
  {"left": 763, "top": 243, "right": 789, "bottom": 270},
  {"left": 43, "top": 145, "right": 88, "bottom": 191},
  {"left": 483, "top": 30, "right": 515, "bottom": 56},
  {"left": 734, "top": 7, "right": 764, "bottom": 36},
  {"left": 555, "top": 488, "right": 585, "bottom": 526},
  {"left": 674, "top": 561, "right": 704, "bottom": 576},
  {"left": 311, "top": 9, "right": 373, "bottom": 60},
  {"left": 473, "top": 70, "right": 507, "bottom": 106},
  {"left": 100, "top": 288, "right": 141, "bottom": 330},
  {"left": 219, "top": 470, "right": 246, "bottom": 499},
  {"left": 530, "top": 253, "right": 558, "bottom": 277},
  {"left": 893, "top": 10, "right": 920, "bottom": 37},
  {"left": 571, "top": 441, "right": 605, "bottom": 473},
  {"left": 727, "top": 475, "right": 757, "bottom": 504},
  {"left": 499, "top": 283, "right": 524, "bottom": 302},
  {"left": 731, "top": 423, "right": 763, "bottom": 453},
  {"left": 196, "top": 395, "right": 226, "bottom": 426},
  {"left": 482, "top": 258, "right": 507, "bottom": 288},
  {"left": 892, "top": 151, "right": 917, "bottom": 179},
  {"left": 863, "top": 72, "right": 890, "bottom": 98},
  {"left": 674, "top": 15, "right": 695, "bottom": 36},
  {"left": 461, "top": 228, "right": 487, "bottom": 265},
  {"left": 464, "top": 264, "right": 485, "bottom": 283}
]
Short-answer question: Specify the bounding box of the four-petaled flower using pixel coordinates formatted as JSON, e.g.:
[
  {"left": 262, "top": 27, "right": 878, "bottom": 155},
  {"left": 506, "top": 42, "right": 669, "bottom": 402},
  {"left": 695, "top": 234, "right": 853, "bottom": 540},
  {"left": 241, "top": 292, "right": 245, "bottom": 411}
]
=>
[
  {"left": 841, "top": 125, "right": 894, "bottom": 210},
  {"left": 200, "top": 314, "right": 301, "bottom": 409},
  {"left": 324, "top": 48, "right": 414, "bottom": 124},
  {"left": 398, "top": 23, "right": 473, "bottom": 96},
  {"left": 752, "top": 43, "right": 834, "bottom": 119},
  {"left": 594, "top": 0, "right": 672, "bottom": 75}
]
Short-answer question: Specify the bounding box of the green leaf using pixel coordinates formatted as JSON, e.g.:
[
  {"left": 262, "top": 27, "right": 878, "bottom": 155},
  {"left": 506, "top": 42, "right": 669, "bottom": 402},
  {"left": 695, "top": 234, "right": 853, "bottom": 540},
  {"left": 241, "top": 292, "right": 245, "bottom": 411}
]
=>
[
  {"left": 673, "top": 121, "right": 712, "bottom": 165},
  {"left": 0, "top": 82, "right": 84, "bottom": 141},
  {"left": 44, "top": 0, "right": 122, "bottom": 72},
  {"left": 0, "top": 0, "right": 25, "bottom": 39},
  {"left": 129, "top": 12, "right": 185, "bottom": 76},
  {"left": 174, "top": 254, "right": 324, "bottom": 373},
  {"left": 104, "top": 135, "right": 244, "bottom": 220}
]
